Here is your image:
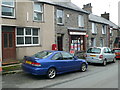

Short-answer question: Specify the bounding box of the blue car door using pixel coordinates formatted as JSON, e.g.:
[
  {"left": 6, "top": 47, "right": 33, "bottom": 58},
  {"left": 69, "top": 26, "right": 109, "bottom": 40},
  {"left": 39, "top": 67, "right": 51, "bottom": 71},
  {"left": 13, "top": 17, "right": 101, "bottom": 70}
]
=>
[
  {"left": 51, "top": 53, "right": 70, "bottom": 73},
  {"left": 61, "top": 52, "right": 80, "bottom": 71}
]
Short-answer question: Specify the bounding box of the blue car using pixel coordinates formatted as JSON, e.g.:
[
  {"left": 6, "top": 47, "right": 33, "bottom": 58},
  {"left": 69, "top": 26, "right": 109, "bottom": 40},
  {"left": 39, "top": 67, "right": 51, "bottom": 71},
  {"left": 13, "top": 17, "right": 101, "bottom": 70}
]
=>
[{"left": 22, "top": 50, "right": 88, "bottom": 79}]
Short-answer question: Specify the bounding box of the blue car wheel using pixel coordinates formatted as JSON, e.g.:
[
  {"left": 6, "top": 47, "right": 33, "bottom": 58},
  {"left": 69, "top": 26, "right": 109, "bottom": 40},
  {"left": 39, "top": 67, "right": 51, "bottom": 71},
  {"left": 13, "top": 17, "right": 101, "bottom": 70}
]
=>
[
  {"left": 47, "top": 68, "right": 56, "bottom": 79},
  {"left": 80, "top": 63, "right": 87, "bottom": 72}
]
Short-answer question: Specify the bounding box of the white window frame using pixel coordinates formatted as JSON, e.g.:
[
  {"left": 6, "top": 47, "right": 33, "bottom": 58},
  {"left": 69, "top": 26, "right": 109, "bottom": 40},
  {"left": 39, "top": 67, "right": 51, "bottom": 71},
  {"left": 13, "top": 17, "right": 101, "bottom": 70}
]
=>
[
  {"left": 102, "top": 25, "right": 106, "bottom": 34},
  {"left": 16, "top": 27, "right": 40, "bottom": 47},
  {"left": 91, "top": 38, "right": 96, "bottom": 47},
  {"left": 78, "top": 15, "right": 84, "bottom": 27},
  {"left": 56, "top": 9, "right": 64, "bottom": 25},
  {"left": 33, "top": 2, "right": 43, "bottom": 22},
  {"left": 110, "top": 28, "right": 113, "bottom": 37},
  {"left": 1, "top": 0, "right": 15, "bottom": 18},
  {"left": 100, "top": 38, "right": 104, "bottom": 47},
  {"left": 92, "top": 23, "right": 97, "bottom": 34}
]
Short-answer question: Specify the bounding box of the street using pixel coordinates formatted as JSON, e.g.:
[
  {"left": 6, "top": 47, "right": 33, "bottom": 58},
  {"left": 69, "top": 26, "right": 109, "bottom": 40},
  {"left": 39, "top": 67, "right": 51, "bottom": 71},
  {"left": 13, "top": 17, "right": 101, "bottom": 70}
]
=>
[{"left": 2, "top": 61, "right": 119, "bottom": 89}]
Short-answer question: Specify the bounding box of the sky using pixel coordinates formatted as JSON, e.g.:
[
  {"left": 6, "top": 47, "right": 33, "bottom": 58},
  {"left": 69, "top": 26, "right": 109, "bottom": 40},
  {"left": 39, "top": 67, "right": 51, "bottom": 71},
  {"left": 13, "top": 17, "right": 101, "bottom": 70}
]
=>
[{"left": 71, "top": 0, "right": 119, "bottom": 25}]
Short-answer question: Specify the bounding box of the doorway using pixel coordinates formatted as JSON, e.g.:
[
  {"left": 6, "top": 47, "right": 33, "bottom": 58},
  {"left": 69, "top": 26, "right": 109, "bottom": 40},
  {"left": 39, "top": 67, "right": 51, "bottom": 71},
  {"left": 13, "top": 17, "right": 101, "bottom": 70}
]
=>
[
  {"left": 57, "top": 34, "right": 63, "bottom": 51},
  {"left": 2, "top": 26, "right": 16, "bottom": 63}
]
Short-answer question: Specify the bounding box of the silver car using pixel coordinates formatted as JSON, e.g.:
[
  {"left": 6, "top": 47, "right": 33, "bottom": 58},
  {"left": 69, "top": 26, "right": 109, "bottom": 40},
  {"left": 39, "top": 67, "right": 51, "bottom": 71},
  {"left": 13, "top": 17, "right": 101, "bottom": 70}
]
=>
[{"left": 85, "top": 47, "right": 116, "bottom": 66}]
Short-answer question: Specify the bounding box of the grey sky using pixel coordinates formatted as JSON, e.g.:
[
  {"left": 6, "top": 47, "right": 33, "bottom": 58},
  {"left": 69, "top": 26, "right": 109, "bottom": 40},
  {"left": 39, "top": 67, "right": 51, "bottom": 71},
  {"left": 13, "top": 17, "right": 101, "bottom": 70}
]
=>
[{"left": 71, "top": 0, "right": 119, "bottom": 25}]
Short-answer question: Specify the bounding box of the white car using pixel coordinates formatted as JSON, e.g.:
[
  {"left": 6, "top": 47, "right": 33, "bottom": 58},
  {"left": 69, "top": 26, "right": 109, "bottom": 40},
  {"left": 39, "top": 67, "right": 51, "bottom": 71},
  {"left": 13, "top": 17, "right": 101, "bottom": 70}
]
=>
[{"left": 85, "top": 47, "right": 116, "bottom": 66}]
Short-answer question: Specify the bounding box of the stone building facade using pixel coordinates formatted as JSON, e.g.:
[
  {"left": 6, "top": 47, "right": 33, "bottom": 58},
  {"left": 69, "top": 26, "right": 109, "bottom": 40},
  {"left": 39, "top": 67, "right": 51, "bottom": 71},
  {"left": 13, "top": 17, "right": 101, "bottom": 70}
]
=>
[
  {"left": 83, "top": 3, "right": 118, "bottom": 49},
  {"left": 54, "top": 2, "right": 89, "bottom": 52}
]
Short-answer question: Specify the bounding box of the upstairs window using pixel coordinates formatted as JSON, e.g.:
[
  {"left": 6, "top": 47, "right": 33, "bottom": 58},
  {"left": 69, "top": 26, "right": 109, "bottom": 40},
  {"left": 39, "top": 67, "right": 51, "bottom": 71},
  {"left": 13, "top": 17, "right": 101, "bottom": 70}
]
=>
[
  {"left": 78, "top": 15, "right": 84, "bottom": 27},
  {"left": 57, "top": 9, "right": 64, "bottom": 24},
  {"left": 34, "top": 3, "right": 43, "bottom": 21},
  {"left": 102, "top": 25, "right": 106, "bottom": 34},
  {"left": 92, "top": 23, "right": 97, "bottom": 34},
  {"left": 110, "top": 28, "right": 113, "bottom": 36},
  {"left": 2, "top": 0, "right": 15, "bottom": 17}
]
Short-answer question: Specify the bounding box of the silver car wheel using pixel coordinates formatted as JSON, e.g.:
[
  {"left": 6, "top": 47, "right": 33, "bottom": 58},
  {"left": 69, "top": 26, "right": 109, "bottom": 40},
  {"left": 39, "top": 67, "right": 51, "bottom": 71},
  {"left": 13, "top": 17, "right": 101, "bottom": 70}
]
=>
[
  {"left": 47, "top": 68, "right": 56, "bottom": 79},
  {"left": 103, "top": 60, "right": 107, "bottom": 66},
  {"left": 113, "top": 58, "right": 116, "bottom": 63}
]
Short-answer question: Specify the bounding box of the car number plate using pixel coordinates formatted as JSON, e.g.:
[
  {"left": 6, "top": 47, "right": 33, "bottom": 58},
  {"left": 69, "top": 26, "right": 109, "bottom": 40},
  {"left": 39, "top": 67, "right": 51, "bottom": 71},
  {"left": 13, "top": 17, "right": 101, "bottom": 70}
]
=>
[
  {"left": 26, "top": 61, "right": 32, "bottom": 64},
  {"left": 90, "top": 55, "right": 96, "bottom": 57}
]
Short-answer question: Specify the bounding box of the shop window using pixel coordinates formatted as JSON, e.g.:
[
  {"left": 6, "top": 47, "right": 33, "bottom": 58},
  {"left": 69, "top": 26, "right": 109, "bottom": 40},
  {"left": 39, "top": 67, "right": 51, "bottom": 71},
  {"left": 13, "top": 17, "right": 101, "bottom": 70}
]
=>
[{"left": 70, "top": 36, "right": 84, "bottom": 51}]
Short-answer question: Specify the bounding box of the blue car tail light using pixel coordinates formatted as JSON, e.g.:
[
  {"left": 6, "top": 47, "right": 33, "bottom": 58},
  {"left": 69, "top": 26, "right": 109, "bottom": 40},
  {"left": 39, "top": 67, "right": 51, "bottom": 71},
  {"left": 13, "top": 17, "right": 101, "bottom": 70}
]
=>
[{"left": 31, "top": 62, "right": 41, "bottom": 66}]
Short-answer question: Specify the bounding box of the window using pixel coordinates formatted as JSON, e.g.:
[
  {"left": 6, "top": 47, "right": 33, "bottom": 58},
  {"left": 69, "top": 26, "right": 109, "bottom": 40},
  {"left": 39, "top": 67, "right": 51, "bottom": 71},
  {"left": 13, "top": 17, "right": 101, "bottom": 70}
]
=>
[
  {"left": 2, "top": 0, "right": 15, "bottom": 17},
  {"left": 100, "top": 38, "right": 104, "bottom": 47},
  {"left": 102, "top": 25, "right": 106, "bottom": 34},
  {"left": 87, "top": 48, "right": 101, "bottom": 54},
  {"left": 104, "top": 48, "right": 111, "bottom": 53},
  {"left": 110, "top": 28, "right": 113, "bottom": 36},
  {"left": 61, "top": 52, "right": 73, "bottom": 60},
  {"left": 32, "top": 51, "right": 53, "bottom": 59},
  {"left": 92, "top": 23, "right": 97, "bottom": 34},
  {"left": 57, "top": 9, "right": 64, "bottom": 24},
  {"left": 51, "top": 53, "right": 62, "bottom": 60},
  {"left": 78, "top": 15, "right": 84, "bottom": 27},
  {"left": 91, "top": 38, "right": 96, "bottom": 47},
  {"left": 16, "top": 27, "right": 39, "bottom": 46},
  {"left": 34, "top": 3, "right": 43, "bottom": 21}
]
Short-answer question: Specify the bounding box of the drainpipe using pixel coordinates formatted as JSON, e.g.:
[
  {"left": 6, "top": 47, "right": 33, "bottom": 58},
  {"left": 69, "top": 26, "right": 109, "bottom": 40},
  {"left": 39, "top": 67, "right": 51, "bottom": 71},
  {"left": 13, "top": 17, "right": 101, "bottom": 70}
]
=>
[{"left": 0, "top": 0, "right": 2, "bottom": 72}]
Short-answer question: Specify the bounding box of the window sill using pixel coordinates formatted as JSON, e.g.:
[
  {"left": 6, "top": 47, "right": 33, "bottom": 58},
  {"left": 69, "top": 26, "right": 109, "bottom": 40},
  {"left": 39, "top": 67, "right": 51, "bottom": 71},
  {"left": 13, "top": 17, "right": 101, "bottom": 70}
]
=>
[
  {"left": 92, "top": 33, "right": 97, "bottom": 35},
  {"left": 16, "top": 44, "right": 42, "bottom": 48},
  {"left": 33, "top": 20, "right": 45, "bottom": 23},
  {"left": 1, "top": 16, "right": 16, "bottom": 19},
  {"left": 57, "top": 23, "right": 64, "bottom": 26}
]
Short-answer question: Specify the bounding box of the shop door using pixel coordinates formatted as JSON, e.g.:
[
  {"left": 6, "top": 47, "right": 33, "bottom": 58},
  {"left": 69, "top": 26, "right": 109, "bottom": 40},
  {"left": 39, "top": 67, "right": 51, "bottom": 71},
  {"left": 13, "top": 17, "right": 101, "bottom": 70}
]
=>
[{"left": 2, "top": 29, "right": 16, "bottom": 61}]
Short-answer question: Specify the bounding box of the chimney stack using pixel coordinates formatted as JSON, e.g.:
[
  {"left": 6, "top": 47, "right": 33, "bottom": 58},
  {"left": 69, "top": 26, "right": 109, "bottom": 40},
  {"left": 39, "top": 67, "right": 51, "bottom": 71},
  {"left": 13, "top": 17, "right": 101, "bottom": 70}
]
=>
[
  {"left": 101, "top": 12, "right": 110, "bottom": 20},
  {"left": 82, "top": 3, "right": 92, "bottom": 13}
]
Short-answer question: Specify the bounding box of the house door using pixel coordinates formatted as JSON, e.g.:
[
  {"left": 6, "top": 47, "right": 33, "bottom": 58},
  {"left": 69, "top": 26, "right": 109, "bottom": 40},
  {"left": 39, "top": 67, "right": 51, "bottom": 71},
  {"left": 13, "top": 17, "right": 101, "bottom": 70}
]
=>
[
  {"left": 57, "top": 35, "right": 63, "bottom": 51},
  {"left": 2, "top": 27, "right": 16, "bottom": 62}
]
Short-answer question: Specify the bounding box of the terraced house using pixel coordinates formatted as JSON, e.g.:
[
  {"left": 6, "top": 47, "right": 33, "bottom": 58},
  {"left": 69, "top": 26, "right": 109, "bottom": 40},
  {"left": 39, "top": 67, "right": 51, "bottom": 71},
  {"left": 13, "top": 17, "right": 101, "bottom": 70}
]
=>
[
  {"left": 82, "top": 3, "right": 119, "bottom": 48},
  {"left": 1, "top": 0, "right": 55, "bottom": 64},
  {"left": 0, "top": 0, "right": 119, "bottom": 65},
  {"left": 0, "top": 0, "right": 90, "bottom": 64},
  {"left": 53, "top": 2, "right": 89, "bottom": 52}
]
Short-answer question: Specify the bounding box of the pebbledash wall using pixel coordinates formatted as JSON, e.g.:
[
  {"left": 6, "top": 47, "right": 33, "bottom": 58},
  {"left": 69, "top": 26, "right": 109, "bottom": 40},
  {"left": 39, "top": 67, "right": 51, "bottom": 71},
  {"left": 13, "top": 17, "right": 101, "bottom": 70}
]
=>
[{"left": 1, "top": 0, "right": 55, "bottom": 61}]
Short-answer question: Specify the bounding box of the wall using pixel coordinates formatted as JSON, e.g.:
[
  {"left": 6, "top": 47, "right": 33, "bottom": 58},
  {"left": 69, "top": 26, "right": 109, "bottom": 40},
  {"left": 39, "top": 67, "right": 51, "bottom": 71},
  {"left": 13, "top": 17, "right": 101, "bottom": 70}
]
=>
[
  {"left": 2, "top": 1, "right": 55, "bottom": 59},
  {"left": 87, "top": 21, "right": 108, "bottom": 47},
  {"left": 54, "top": 6, "right": 89, "bottom": 51}
]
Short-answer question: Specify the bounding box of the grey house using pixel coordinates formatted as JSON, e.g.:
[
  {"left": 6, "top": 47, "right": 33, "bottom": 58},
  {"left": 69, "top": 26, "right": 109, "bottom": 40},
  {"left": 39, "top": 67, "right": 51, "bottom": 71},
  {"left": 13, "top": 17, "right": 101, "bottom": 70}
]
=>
[
  {"left": 53, "top": 2, "right": 89, "bottom": 52},
  {"left": 83, "top": 3, "right": 119, "bottom": 49}
]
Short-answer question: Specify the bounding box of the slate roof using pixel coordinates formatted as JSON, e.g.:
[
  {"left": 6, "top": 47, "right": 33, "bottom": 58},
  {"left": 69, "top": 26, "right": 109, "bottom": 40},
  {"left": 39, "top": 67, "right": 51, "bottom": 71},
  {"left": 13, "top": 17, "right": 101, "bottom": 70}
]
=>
[
  {"left": 35, "top": 0, "right": 89, "bottom": 14},
  {"left": 89, "top": 14, "right": 118, "bottom": 29}
]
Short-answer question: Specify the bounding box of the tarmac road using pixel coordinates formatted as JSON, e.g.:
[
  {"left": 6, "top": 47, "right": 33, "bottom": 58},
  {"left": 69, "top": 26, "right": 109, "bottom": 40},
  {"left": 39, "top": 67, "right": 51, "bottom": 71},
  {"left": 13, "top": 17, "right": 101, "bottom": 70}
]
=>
[{"left": 2, "top": 60, "right": 119, "bottom": 89}]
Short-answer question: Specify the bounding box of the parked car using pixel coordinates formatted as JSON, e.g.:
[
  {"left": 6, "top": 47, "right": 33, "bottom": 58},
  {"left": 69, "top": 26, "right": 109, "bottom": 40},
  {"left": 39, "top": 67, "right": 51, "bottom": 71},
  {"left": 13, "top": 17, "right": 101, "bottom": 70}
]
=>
[
  {"left": 113, "top": 48, "right": 120, "bottom": 59},
  {"left": 85, "top": 47, "right": 116, "bottom": 66},
  {"left": 22, "top": 50, "right": 88, "bottom": 79}
]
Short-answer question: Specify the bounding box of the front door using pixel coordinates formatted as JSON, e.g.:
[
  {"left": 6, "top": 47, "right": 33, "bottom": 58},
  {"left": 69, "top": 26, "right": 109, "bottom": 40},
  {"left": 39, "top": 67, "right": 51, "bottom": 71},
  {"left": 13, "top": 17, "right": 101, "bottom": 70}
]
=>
[{"left": 2, "top": 27, "right": 16, "bottom": 63}]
